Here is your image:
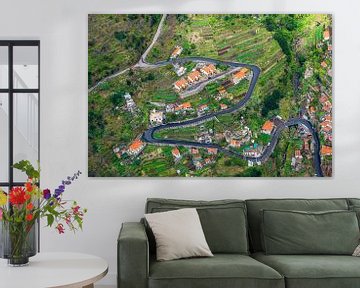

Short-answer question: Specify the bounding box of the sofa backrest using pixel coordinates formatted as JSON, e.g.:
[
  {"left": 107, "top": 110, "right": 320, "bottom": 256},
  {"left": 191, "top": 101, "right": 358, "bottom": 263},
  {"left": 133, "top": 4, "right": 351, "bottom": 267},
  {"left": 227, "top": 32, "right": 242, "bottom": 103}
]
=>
[
  {"left": 145, "top": 198, "right": 249, "bottom": 254},
  {"left": 245, "top": 198, "right": 350, "bottom": 252}
]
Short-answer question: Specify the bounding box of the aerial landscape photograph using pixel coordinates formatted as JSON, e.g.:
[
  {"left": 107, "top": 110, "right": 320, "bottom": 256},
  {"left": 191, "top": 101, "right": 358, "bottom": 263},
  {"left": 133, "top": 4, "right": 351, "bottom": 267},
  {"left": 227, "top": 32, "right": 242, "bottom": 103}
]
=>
[{"left": 88, "top": 14, "right": 333, "bottom": 177}]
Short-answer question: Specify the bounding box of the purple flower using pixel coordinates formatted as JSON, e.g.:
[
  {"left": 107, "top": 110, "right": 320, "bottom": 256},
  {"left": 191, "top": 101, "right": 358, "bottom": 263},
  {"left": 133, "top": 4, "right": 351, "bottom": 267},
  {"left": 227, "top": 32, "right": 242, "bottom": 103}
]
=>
[
  {"left": 43, "top": 189, "right": 51, "bottom": 200},
  {"left": 54, "top": 171, "right": 82, "bottom": 199}
]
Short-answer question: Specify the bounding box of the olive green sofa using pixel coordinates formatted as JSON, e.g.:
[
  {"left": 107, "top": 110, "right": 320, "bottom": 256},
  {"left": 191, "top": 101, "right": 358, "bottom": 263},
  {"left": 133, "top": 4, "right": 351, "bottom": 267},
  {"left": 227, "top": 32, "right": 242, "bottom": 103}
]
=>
[{"left": 118, "top": 198, "right": 360, "bottom": 288}]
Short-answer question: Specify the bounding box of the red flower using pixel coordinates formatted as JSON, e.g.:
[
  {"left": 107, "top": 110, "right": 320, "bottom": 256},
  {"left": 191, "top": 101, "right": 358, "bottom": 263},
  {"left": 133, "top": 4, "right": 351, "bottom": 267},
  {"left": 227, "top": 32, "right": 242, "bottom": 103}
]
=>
[
  {"left": 25, "top": 182, "right": 33, "bottom": 192},
  {"left": 56, "top": 223, "right": 65, "bottom": 234},
  {"left": 9, "top": 187, "right": 26, "bottom": 205},
  {"left": 26, "top": 203, "right": 34, "bottom": 210},
  {"left": 24, "top": 193, "right": 31, "bottom": 201},
  {"left": 26, "top": 214, "right": 33, "bottom": 221}
]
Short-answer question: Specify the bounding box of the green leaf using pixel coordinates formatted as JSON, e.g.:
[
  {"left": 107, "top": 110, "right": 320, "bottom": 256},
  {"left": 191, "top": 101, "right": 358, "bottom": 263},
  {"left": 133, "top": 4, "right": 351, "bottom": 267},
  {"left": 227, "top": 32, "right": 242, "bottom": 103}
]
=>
[
  {"left": 13, "top": 160, "right": 40, "bottom": 180},
  {"left": 47, "top": 214, "right": 54, "bottom": 227}
]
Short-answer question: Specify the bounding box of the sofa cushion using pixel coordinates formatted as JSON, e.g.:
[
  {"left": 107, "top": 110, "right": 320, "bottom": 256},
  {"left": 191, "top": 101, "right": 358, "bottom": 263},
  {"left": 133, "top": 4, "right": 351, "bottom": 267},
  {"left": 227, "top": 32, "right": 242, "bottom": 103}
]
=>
[
  {"left": 146, "top": 198, "right": 249, "bottom": 254},
  {"left": 347, "top": 198, "right": 360, "bottom": 207},
  {"left": 246, "top": 198, "right": 349, "bottom": 252},
  {"left": 261, "top": 209, "right": 359, "bottom": 255},
  {"left": 252, "top": 252, "right": 360, "bottom": 288},
  {"left": 145, "top": 208, "right": 213, "bottom": 261},
  {"left": 149, "top": 254, "right": 284, "bottom": 288}
]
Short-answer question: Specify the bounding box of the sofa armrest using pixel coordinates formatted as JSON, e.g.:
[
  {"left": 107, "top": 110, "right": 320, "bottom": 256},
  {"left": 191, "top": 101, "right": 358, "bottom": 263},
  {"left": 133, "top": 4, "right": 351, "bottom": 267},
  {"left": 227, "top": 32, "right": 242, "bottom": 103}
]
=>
[{"left": 118, "top": 222, "right": 149, "bottom": 288}]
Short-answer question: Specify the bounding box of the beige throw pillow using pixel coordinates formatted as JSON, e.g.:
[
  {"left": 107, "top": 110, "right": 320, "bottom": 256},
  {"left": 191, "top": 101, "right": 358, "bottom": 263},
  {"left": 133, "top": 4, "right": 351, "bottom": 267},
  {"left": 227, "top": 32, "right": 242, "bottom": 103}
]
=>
[{"left": 145, "top": 208, "right": 213, "bottom": 261}]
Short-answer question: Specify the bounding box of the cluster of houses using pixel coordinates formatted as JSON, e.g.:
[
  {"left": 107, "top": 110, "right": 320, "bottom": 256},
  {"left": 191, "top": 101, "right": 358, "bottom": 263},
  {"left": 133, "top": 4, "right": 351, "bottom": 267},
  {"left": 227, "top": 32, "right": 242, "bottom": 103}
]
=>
[
  {"left": 196, "top": 127, "right": 213, "bottom": 144},
  {"left": 224, "top": 127, "right": 252, "bottom": 148},
  {"left": 173, "top": 63, "right": 217, "bottom": 92},
  {"left": 190, "top": 147, "right": 217, "bottom": 170},
  {"left": 170, "top": 146, "right": 218, "bottom": 170},
  {"left": 321, "top": 27, "right": 332, "bottom": 78}
]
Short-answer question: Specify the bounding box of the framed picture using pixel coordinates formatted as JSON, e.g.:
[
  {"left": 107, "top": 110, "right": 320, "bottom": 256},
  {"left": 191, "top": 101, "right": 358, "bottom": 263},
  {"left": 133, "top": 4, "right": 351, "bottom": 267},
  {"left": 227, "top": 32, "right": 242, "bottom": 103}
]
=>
[{"left": 88, "top": 14, "right": 332, "bottom": 177}]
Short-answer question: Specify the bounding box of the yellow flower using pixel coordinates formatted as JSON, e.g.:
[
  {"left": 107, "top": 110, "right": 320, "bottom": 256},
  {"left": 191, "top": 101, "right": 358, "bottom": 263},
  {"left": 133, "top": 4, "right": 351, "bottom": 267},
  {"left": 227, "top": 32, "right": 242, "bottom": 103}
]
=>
[{"left": 0, "top": 190, "right": 7, "bottom": 206}]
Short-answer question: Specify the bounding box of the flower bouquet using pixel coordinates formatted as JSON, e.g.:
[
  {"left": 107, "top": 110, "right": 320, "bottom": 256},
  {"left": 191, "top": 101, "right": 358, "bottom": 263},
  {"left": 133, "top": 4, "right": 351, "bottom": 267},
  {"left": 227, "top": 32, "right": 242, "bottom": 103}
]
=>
[{"left": 0, "top": 160, "right": 87, "bottom": 266}]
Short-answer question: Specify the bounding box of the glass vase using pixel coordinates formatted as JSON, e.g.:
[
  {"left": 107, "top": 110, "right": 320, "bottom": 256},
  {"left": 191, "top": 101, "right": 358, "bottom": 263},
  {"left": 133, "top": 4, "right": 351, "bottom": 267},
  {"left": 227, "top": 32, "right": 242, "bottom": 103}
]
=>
[{"left": 0, "top": 220, "right": 37, "bottom": 266}]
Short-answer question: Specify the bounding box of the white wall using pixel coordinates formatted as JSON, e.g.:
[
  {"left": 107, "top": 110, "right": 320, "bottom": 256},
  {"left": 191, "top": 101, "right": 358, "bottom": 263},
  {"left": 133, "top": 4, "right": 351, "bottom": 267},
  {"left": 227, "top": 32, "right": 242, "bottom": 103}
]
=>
[{"left": 1, "top": 0, "right": 360, "bottom": 285}]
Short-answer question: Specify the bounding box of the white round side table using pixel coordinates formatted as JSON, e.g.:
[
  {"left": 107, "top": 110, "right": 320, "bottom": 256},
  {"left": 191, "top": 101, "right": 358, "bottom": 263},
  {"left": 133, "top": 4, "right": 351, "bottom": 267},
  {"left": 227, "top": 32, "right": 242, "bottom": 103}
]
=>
[{"left": 0, "top": 252, "right": 108, "bottom": 288}]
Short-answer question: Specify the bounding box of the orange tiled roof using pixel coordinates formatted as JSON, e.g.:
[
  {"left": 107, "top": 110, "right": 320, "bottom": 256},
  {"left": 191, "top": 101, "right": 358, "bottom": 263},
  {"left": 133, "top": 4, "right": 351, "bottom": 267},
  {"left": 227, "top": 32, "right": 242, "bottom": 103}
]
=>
[
  {"left": 207, "top": 148, "right": 218, "bottom": 154},
  {"left": 188, "top": 70, "right": 201, "bottom": 81},
  {"left": 233, "top": 68, "right": 249, "bottom": 80},
  {"left": 171, "top": 47, "right": 181, "bottom": 57},
  {"left": 129, "top": 139, "right": 143, "bottom": 151},
  {"left": 202, "top": 64, "right": 216, "bottom": 74},
  {"left": 262, "top": 120, "right": 275, "bottom": 132},
  {"left": 321, "top": 146, "right": 332, "bottom": 156},
  {"left": 220, "top": 103, "right": 228, "bottom": 109},
  {"left": 321, "top": 61, "right": 327, "bottom": 68},
  {"left": 172, "top": 148, "right": 180, "bottom": 157},
  {"left": 175, "top": 78, "right": 188, "bottom": 88},
  {"left": 230, "top": 139, "right": 241, "bottom": 146}
]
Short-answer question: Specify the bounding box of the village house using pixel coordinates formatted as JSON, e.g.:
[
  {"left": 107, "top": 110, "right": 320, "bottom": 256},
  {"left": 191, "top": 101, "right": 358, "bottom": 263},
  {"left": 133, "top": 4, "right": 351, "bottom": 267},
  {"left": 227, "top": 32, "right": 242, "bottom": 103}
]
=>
[
  {"left": 207, "top": 148, "right": 218, "bottom": 155},
  {"left": 232, "top": 67, "right": 249, "bottom": 84},
  {"left": 191, "top": 148, "right": 199, "bottom": 155},
  {"left": 220, "top": 103, "right": 228, "bottom": 110},
  {"left": 149, "top": 109, "right": 164, "bottom": 125},
  {"left": 127, "top": 139, "right": 145, "bottom": 156},
  {"left": 173, "top": 63, "right": 186, "bottom": 76},
  {"left": 319, "top": 94, "right": 329, "bottom": 104},
  {"left": 172, "top": 147, "right": 181, "bottom": 160},
  {"left": 170, "top": 45, "right": 183, "bottom": 59},
  {"left": 187, "top": 70, "right": 201, "bottom": 84},
  {"left": 322, "top": 101, "right": 332, "bottom": 113},
  {"left": 243, "top": 144, "right": 263, "bottom": 158},
  {"left": 321, "top": 61, "right": 328, "bottom": 68},
  {"left": 200, "top": 64, "right": 217, "bottom": 77},
  {"left": 197, "top": 104, "right": 209, "bottom": 116},
  {"left": 124, "top": 92, "right": 137, "bottom": 113},
  {"left": 262, "top": 120, "right": 275, "bottom": 135},
  {"left": 165, "top": 103, "right": 176, "bottom": 113},
  {"left": 193, "top": 160, "right": 203, "bottom": 170},
  {"left": 174, "top": 78, "right": 188, "bottom": 92},
  {"left": 218, "top": 86, "right": 227, "bottom": 96},
  {"left": 321, "top": 145, "right": 332, "bottom": 156},
  {"left": 175, "top": 102, "right": 192, "bottom": 113},
  {"left": 230, "top": 139, "right": 242, "bottom": 148}
]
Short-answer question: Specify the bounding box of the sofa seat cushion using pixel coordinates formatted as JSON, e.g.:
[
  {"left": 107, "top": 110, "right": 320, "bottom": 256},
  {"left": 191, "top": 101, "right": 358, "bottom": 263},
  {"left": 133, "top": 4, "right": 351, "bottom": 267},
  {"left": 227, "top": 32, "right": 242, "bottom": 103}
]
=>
[
  {"left": 149, "top": 254, "right": 284, "bottom": 288},
  {"left": 252, "top": 252, "right": 360, "bottom": 288}
]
